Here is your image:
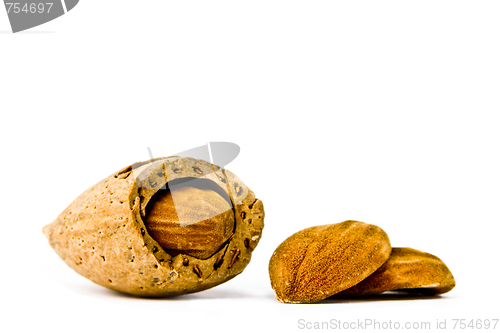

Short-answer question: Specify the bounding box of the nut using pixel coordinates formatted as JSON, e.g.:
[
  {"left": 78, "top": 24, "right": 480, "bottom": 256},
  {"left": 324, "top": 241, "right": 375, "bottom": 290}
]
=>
[
  {"left": 42, "top": 156, "right": 264, "bottom": 297},
  {"left": 268, "top": 220, "right": 391, "bottom": 304},
  {"left": 144, "top": 182, "right": 234, "bottom": 260},
  {"left": 335, "top": 247, "right": 456, "bottom": 297}
]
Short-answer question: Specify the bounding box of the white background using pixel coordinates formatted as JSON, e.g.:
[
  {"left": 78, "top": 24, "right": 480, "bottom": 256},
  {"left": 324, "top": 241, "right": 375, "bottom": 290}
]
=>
[{"left": 1, "top": 1, "right": 499, "bottom": 332}]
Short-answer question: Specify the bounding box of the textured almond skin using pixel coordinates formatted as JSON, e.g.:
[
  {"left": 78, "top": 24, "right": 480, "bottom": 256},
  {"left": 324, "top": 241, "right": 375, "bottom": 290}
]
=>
[
  {"left": 335, "top": 247, "right": 455, "bottom": 297},
  {"left": 269, "top": 220, "right": 391, "bottom": 303},
  {"left": 43, "top": 157, "right": 264, "bottom": 297},
  {"left": 144, "top": 185, "right": 234, "bottom": 259}
]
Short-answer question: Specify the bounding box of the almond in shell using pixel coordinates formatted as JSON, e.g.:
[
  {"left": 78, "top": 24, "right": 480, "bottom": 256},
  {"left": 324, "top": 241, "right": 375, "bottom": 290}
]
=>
[{"left": 43, "top": 156, "right": 264, "bottom": 297}]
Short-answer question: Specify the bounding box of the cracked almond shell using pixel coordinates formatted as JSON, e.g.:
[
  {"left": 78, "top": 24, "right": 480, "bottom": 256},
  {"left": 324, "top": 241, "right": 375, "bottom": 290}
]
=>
[
  {"left": 268, "top": 220, "right": 391, "bottom": 303},
  {"left": 335, "top": 247, "right": 456, "bottom": 297},
  {"left": 43, "top": 157, "right": 264, "bottom": 297}
]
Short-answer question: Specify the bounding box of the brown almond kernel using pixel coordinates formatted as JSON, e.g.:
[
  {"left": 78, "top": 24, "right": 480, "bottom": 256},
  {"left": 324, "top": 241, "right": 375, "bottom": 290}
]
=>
[
  {"left": 144, "top": 183, "right": 234, "bottom": 260},
  {"left": 268, "top": 220, "right": 391, "bottom": 304},
  {"left": 335, "top": 247, "right": 456, "bottom": 297}
]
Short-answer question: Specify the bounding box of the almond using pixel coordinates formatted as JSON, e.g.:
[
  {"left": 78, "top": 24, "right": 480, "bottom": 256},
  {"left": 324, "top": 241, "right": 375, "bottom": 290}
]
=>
[
  {"left": 144, "top": 182, "right": 234, "bottom": 260},
  {"left": 335, "top": 247, "right": 456, "bottom": 297},
  {"left": 43, "top": 157, "right": 264, "bottom": 297},
  {"left": 268, "top": 220, "right": 391, "bottom": 303}
]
